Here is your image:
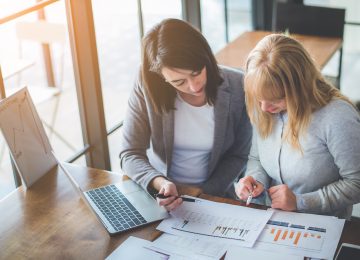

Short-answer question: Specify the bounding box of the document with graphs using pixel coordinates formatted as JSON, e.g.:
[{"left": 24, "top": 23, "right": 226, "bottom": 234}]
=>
[
  {"left": 0, "top": 87, "right": 56, "bottom": 187},
  {"left": 251, "top": 209, "right": 345, "bottom": 259},
  {"left": 157, "top": 196, "right": 273, "bottom": 247}
]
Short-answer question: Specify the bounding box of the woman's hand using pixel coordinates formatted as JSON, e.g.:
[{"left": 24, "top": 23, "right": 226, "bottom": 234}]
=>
[
  {"left": 268, "top": 184, "right": 297, "bottom": 211},
  {"left": 151, "top": 177, "right": 182, "bottom": 211},
  {"left": 235, "top": 176, "right": 264, "bottom": 201}
]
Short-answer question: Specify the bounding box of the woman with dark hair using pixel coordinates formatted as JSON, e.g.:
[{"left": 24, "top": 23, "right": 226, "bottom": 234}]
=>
[{"left": 120, "top": 18, "right": 252, "bottom": 211}]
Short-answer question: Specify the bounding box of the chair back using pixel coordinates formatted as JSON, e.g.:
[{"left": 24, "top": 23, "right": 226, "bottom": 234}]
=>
[
  {"left": 273, "top": 3, "right": 345, "bottom": 38},
  {"left": 15, "top": 21, "right": 67, "bottom": 89},
  {"left": 16, "top": 21, "right": 66, "bottom": 44}
]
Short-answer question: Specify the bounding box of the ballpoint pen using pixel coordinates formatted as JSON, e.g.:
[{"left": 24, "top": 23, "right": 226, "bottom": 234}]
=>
[
  {"left": 246, "top": 192, "right": 253, "bottom": 206},
  {"left": 155, "top": 193, "right": 196, "bottom": 202},
  {"left": 246, "top": 184, "right": 257, "bottom": 206}
]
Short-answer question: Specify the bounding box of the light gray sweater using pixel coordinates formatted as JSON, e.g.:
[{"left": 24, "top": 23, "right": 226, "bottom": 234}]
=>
[{"left": 246, "top": 99, "right": 360, "bottom": 219}]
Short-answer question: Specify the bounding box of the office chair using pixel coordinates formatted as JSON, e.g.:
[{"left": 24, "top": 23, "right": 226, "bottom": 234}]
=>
[{"left": 272, "top": 2, "right": 346, "bottom": 89}]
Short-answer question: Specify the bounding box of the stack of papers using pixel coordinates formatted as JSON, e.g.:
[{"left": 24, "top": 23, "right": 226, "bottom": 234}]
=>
[{"left": 108, "top": 196, "right": 345, "bottom": 260}]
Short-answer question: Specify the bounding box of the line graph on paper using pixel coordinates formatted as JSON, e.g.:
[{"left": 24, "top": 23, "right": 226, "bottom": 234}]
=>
[
  {"left": 171, "top": 208, "right": 265, "bottom": 241},
  {"left": 157, "top": 198, "right": 273, "bottom": 247},
  {"left": 0, "top": 88, "right": 56, "bottom": 187},
  {"left": 257, "top": 220, "right": 326, "bottom": 251},
  {"left": 0, "top": 91, "right": 50, "bottom": 158}
]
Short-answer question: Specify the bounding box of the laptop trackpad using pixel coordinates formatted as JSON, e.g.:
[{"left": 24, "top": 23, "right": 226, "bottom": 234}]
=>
[{"left": 126, "top": 192, "right": 168, "bottom": 221}]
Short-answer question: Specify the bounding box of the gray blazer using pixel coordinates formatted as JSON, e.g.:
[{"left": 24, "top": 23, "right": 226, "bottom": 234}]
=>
[{"left": 119, "top": 66, "right": 252, "bottom": 197}]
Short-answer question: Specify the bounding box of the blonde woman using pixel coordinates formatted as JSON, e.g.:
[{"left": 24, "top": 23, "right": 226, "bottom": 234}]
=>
[{"left": 235, "top": 34, "right": 360, "bottom": 219}]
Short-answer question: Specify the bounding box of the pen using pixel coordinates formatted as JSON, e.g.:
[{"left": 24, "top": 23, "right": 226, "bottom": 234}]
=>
[
  {"left": 155, "top": 193, "right": 196, "bottom": 202},
  {"left": 246, "top": 184, "right": 257, "bottom": 206},
  {"left": 246, "top": 192, "right": 253, "bottom": 206}
]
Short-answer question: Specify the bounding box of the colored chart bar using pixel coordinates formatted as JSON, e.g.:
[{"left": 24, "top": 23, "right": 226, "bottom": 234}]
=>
[
  {"left": 294, "top": 231, "right": 301, "bottom": 245},
  {"left": 274, "top": 229, "right": 282, "bottom": 241},
  {"left": 259, "top": 226, "right": 324, "bottom": 251}
]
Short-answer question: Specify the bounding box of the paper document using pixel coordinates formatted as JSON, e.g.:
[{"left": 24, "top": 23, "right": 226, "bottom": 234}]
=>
[
  {"left": 106, "top": 236, "right": 170, "bottom": 260},
  {"left": 152, "top": 233, "right": 227, "bottom": 259},
  {"left": 225, "top": 246, "right": 303, "bottom": 260},
  {"left": 157, "top": 196, "right": 273, "bottom": 247},
  {"left": 253, "top": 210, "right": 345, "bottom": 259},
  {"left": 0, "top": 88, "right": 57, "bottom": 187}
]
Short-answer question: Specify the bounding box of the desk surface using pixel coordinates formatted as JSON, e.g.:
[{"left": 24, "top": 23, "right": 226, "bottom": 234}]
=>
[
  {"left": 0, "top": 164, "right": 201, "bottom": 259},
  {"left": 0, "top": 164, "right": 358, "bottom": 259},
  {"left": 215, "top": 30, "right": 342, "bottom": 70}
]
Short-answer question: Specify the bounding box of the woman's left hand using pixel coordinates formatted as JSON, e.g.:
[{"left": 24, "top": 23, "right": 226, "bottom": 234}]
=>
[{"left": 268, "top": 184, "right": 297, "bottom": 211}]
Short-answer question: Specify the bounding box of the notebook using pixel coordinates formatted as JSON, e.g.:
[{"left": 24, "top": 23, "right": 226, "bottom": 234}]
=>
[{"left": 0, "top": 87, "right": 169, "bottom": 235}]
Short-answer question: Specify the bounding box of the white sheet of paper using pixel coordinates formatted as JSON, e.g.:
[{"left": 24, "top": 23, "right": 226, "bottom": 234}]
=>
[
  {"left": 225, "top": 246, "right": 303, "bottom": 260},
  {"left": 157, "top": 196, "right": 273, "bottom": 247},
  {"left": 253, "top": 209, "right": 345, "bottom": 259},
  {"left": 152, "top": 233, "right": 227, "bottom": 259},
  {"left": 0, "top": 88, "right": 56, "bottom": 188},
  {"left": 106, "top": 236, "right": 170, "bottom": 260}
]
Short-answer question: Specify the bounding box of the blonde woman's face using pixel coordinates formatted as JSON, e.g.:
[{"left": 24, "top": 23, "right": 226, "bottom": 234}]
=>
[{"left": 258, "top": 98, "right": 287, "bottom": 114}]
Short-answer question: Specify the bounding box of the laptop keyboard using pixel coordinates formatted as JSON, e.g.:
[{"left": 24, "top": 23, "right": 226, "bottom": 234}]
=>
[{"left": 86, "top": 185, "right": 147, "bottom": 232}]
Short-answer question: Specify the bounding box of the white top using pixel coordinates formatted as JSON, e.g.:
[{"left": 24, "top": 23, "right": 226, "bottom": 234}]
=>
[{"left": 168, "top": 94, "right": 215, "bottom": 184}]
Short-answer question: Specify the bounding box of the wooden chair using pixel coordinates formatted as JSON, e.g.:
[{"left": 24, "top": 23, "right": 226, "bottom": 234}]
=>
[{"left": 272, "top": 2, "right": 346, "bottom": 88}]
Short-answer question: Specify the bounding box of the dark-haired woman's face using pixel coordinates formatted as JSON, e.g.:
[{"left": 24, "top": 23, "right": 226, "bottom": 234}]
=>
[{"left": 161, "top": 66, "right": 207, "bottom": 101}]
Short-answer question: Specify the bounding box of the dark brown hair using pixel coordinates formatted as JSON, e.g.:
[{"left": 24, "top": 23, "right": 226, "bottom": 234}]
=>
[{"left": 141, "top": 18, "right": 223, "bottom": 113}]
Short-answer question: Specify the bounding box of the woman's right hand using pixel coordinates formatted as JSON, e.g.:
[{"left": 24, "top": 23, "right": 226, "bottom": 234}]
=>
[
  {"left": 152, "top": 177, "right": 182, "bottom": 211},
  {"left": 235, "top": 176, "right": 264, "bottom": 201}
]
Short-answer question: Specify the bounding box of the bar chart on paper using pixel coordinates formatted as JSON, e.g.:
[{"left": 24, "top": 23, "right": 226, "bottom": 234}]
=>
[
  {"left": 254, "top": 210, "right": 345, "bottom": 259},
  {"left": 157, "top": 198, "right": 273, "bottom": 247},
  {"left": 259, "top": 220, "right": 325, "bottom": 251}
]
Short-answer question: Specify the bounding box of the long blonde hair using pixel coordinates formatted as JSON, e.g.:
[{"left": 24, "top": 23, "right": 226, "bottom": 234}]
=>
[{"left": 245, "top": 34, "right": 351, "bottom": 150}]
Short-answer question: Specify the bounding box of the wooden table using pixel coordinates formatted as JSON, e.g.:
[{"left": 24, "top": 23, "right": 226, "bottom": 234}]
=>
[
  {"left": 0, "top": 164, "right": 358, "bottom": 259},
  {"left": 0, "top": 164, "right": 201, "bottom": 259},
  {"left": 215, "top": 30, "right": 343, "bottom": 71}
]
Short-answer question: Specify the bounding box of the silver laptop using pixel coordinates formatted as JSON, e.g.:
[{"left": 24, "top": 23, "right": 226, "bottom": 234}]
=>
[
  {"left": 55, "top": 157, "right": 169, "bottom": 235},
  {"left": 0, "top": 87, "right": 168, "bottom": 236}
]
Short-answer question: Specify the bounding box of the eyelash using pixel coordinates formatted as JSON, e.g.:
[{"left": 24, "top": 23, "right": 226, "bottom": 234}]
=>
[
  {"left": 176, "top": 81, "right": 185, "bottom": 87},
  {"left": 175, "top": 70, "right": 201, "bottom": 87}
]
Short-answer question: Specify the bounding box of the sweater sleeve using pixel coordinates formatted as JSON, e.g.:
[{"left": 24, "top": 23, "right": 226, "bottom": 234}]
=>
[
  {"left": 245, "top": 130, "right": 272, "bottom": 189},
  {"left": 119, "top": 74, "right": 166, "bottom": 193},
  {"left": 296, "top": 102, "right": 360, "bottom": 216}
]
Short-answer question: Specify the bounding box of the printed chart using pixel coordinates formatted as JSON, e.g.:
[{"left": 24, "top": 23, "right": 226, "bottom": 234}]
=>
[
  {"left": 157, "top": 198, "right": 273, "bottom": 247},
  {"left": 171, "top": 211, "right": 256, "bottom": 241},
  {"left": 259, "top": 220, "right": 325, "bottom": 251},
  {"left": 0, "top": 88, "right": 56, "bottom": 187},
  {"left": 254, "top": 210, "right": 345, "bottom": 259}
]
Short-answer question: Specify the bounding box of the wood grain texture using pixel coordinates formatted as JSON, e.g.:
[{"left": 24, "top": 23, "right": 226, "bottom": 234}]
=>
[
  {"left": 0, "top": 164, "right": 201, "bottom": 259},
  {"left": 215, "top": 30, "right": 342, "bottom": 71},
  {"left": 1, "top": 163, "right": 357, "bottom": 259}
]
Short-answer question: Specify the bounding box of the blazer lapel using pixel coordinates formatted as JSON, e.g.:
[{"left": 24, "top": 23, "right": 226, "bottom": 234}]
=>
[
  {"left": 208, "top": 84, "right": 230, "bottom": 173},
  {"left": 162, "top": 109, "right": 174, "bottom": 175}
]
